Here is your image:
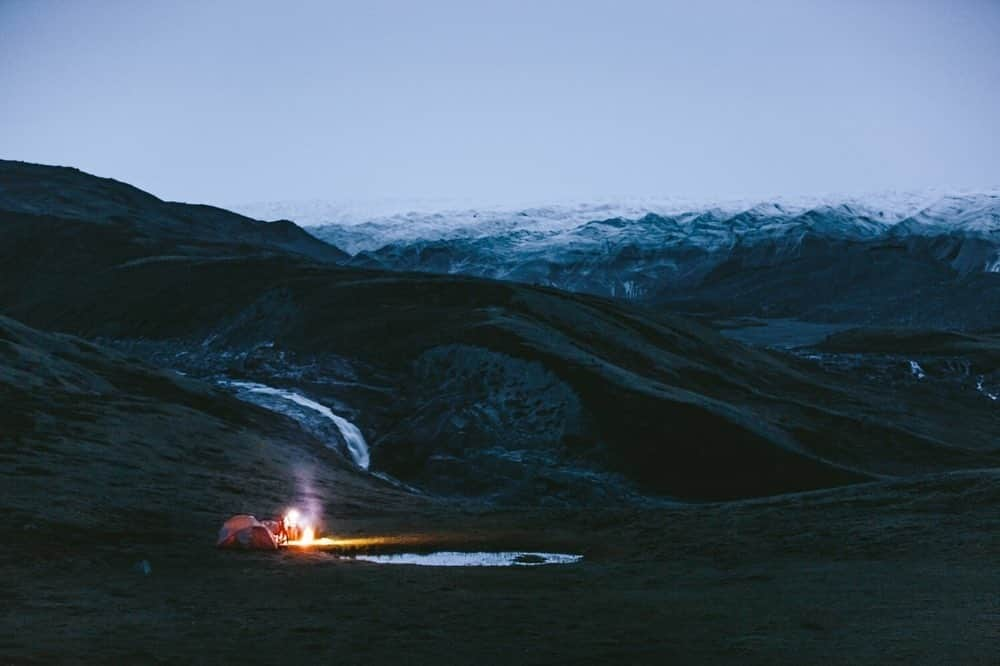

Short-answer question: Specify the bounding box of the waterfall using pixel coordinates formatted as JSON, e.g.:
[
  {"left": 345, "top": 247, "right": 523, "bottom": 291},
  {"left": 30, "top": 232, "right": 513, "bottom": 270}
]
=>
[{"left": 224, "top": 381, "right": 370, "bottom": 469}]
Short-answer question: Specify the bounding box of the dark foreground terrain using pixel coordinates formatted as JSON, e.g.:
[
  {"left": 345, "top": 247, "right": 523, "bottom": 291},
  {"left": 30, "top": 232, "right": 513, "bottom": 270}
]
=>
[
  {"left": 2, "top": 283, "right": 995, "bottom": 665},
  {"left": 5, "top": 474, "right": 998, "bottom": 665}
]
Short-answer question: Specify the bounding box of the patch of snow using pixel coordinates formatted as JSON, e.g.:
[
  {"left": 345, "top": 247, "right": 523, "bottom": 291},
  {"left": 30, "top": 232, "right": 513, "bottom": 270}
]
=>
[
  {"left": 909, "top": 361, "right": 926, "bottom": 380},
  {"left": 622, "top": 280, "right": 644, "bottom": 301},
  {"left": 976, "top": 376, "right": 998, "bottom": 401}
]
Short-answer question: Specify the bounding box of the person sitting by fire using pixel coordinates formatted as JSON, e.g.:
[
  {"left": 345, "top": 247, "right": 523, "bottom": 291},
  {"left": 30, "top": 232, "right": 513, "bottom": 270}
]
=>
[{"left": 282, "top": 508, "right": 302, "bottom": 542}]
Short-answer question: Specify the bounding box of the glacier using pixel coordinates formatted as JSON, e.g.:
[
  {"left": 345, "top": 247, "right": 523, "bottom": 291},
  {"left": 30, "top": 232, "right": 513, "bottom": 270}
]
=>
[
  {"left": 234, "top": 189, "right": 1000, "bottom": 254},
  {"left": 233, "top": 189, "right": 1000, "bottom": 329}
]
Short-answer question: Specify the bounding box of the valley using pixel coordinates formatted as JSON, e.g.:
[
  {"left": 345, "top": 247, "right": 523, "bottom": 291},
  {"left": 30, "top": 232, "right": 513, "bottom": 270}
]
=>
[{"left": 1, "top": 161, "right": 998, "bottom": 664}]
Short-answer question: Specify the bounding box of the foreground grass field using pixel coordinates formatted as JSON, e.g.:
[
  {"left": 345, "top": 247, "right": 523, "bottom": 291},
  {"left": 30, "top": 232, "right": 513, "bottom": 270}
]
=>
[{"left": 5, "top": 471, "right": 998, "bottom": 665}]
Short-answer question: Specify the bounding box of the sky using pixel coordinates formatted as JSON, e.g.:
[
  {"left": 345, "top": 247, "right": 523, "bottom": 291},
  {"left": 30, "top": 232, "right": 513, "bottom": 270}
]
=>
[{"left": 1, "top": 0, "right": 999, "bottom": 208}]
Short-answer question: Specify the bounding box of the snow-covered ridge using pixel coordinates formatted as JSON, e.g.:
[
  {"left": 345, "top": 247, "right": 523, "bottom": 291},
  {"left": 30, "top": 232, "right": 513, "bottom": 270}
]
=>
[
  {"left": 233, "top": 189, "right": 1000, "bottom": 315},
  {"left": 233, "top": 189, "right": 1000, "bottom": 255}
]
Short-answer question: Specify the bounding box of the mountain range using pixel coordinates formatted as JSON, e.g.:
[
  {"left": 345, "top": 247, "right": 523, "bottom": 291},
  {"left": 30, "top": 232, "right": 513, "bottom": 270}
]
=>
[{"left": 244, "top": 192, "right": 1000, "bottom": 329}]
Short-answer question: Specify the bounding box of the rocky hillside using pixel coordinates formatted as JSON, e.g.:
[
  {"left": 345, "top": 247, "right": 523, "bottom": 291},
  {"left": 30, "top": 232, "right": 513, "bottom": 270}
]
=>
[{"left": 0, "top": 314, "right": 404, "bottom": 545}]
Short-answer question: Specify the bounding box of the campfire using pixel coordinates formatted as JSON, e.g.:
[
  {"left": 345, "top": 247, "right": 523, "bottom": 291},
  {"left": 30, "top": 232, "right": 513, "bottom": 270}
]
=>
[
  {"left": 216, "top": 507, "right": 337, "bottom": 550},
  {"left": 280, "top": 508, "right": 337, "bottom": 548}
]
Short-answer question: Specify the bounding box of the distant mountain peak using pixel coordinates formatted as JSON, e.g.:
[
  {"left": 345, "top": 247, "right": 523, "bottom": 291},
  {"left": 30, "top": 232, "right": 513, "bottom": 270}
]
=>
[{"left": 0, "top": 160, "right": 348, "bottom": 263}]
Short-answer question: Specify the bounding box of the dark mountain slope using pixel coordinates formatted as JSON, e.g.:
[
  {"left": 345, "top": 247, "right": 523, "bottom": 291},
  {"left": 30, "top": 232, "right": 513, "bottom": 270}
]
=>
[
  {"left": 664, "top": 232, "right": 1000, "bottom": 328},
  {"left": 0, "top": 314, "right": 406, "bottom": 546},
  {"left": 816, "top": 327, "right": 1000, "bottom": 361},
  {"left": 0, "top": 159, "right": 347, "bottom": 263},
  {"left": 7, "top": 248, "right": 998, "bottom": 500}
]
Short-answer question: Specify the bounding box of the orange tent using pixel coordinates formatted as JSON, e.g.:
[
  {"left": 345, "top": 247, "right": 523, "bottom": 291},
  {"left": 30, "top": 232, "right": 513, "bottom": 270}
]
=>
[{"left": 216, "top": 514, "right": 278, "bottom": 550}]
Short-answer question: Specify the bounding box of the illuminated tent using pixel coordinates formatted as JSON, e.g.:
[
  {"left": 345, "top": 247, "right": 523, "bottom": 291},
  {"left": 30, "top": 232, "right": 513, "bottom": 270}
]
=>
[{"left": 216, "top": 514, "right": 278, "bottom": 550}]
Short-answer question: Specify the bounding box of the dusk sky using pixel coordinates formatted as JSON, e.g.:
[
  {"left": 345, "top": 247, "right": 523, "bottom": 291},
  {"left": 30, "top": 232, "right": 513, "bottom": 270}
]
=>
[{"left": 2, "top": 0, "right": 999, "bottom": 207}]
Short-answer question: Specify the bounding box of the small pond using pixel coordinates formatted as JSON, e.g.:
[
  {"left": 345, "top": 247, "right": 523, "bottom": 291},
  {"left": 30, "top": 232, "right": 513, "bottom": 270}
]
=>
[{"left": 351, "top": 551, "right": 583, "bottom": 567}]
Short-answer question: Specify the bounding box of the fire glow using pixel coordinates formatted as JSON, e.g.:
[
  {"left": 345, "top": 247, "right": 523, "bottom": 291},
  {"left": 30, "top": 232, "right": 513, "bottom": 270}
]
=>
[
  {"left": 219, "top": 513, "right": 584, "bottom": 564},
  {"left": 281, "top": 508, "right": 337, "bottom": 548}
]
